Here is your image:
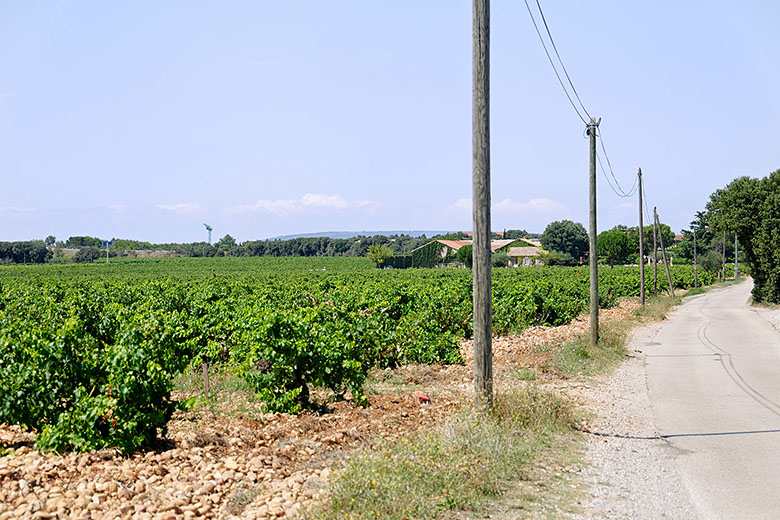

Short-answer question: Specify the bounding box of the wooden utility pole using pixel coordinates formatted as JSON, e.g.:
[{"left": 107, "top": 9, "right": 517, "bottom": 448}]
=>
[
  {"left": 472, "top": 0, "right": 492, "bottom": 408},
  {"left": 638, "top": 168, "right": 645, "bottom": 305},
  {"left": 655, "top": 209, "right": 674, "bottom": 298},
  {"left": 693, "top": 227, "right": 698, "bottom": 287},
  {"left": 653, "top": 212, "right": 658, "bottom": 296},
  {"left": 734, "top": 235, "right": 739, "bottom": 278},
  {"left": 587, "top": 118, "right": 599, "bottom": 348}
]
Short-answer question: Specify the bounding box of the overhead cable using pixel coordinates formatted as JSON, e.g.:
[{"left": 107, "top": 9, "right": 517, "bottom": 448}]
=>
[
  {"left": 522, "top": 0, "right": 587, "bottom": 124},
  {"left": 524, "top": 0, "right": 643, "bottom": 202},
  {"left": 533, "top": 0, "right": 592, "bottom": 120}
]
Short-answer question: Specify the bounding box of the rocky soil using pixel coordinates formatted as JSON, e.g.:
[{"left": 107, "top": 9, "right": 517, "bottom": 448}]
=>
[{"left": 0, "top": 301, "right": 639, "bottom": 520}]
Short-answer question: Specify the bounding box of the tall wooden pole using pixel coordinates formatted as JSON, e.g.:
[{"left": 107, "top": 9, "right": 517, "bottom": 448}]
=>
[
  {"left": 472, "top": 0, "right": 492, "bottom": 408},
  {"left": 587, "top": 118, "right": 599, "bottom": 348},
  {"left": 693, "top": 227, "right": 698, "bottom": 287},
  {"left": 653, "top": 211, "right": 658, "bottom": 296},
  {"left": 655, "top": 209, "right": 674, "bottom": 298},
  {"left": 638, "top": 168, "right": 645, "bottom": 305}
]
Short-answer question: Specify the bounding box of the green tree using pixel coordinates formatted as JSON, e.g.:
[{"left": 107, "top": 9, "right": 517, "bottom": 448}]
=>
[
  {"left": 700, "top": 250, "right": 723, "bottom": 274},
  {"left": 66, "top": 236, "right": 102, "bottom": 248},
  {"left": 503, "top": 229, "right": 529, "bottom": 239},
  {"left": 707, "top": 170, "right": 780, "bottom": 302},
  {"left": 44, "top": 235, "right": 56, "bottom": 247},
  {"left": 456, "top": 244, "right": 473, "bottom": 268},
  {"left": 540, "top": 250, "right": 570, "bottom": 266},
  {"left": 366, "top": 244, "right": 393, "bottom": 268},
  {"left": 215, "top": 234, "right": 237, "bottom": 250},
  {"left": 626, "top": 224, "right": 675, "bottom": 258},
  {"left": 73, "top": 246, "right": 101, "bottom": 263},
  {"left": 491, "top": 251, "right": 509, "bottom": 268},
  {"left": 597, "top": 229, "right": 633, "bottom": 268},
  {"left": 541, "top": 220, "right": 588, "bottom": 263},
  {"left": 676, "top": 212, "right": 713, "bottom": 263}
]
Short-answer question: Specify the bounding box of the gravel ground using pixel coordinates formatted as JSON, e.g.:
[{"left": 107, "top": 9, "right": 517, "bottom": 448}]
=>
[{"left": 567, "top": 322, "right": 701, "bottom": 520}]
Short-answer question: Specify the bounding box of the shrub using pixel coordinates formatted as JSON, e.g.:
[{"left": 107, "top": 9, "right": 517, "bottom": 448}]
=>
[
  {"left": 700, "top": 250, "right": 723, "bottom": 273},
  {"left": 456, "top": 244, "right": 473, "bottom": 267},
  {"left": 491, "top": 252, "right": 509, "bottom": 268},
  {"left": 0, "top": 284, "right": 192, "bottom": 453},
  {"left": 238, "top": 305, "right": 387, "bottom": 412},
  {"left": 74, "top": 246, "right": 102, "bottom": 263}
]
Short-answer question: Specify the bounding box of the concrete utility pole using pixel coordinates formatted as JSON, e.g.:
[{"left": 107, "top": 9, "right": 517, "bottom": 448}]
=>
[
  {"left": 694, "top": 227, "right": 698, "bottom": 287},
  {"left": 722, "top": 230, "right": 727, "bottom": 281},
  {"left": 638, "top": 168, "right": 645, "bottom": 305},
  {"left": 587, "top": 117, "right": 599, "bottom": 348},
  {"left": 472, "top": 0, "right": 492, "bottom": 408},
  {"left": 734, "top": 235, "right": 739, "bottom": 278},
  {"left": 655, "top": 209, "right": 674, "bottom": 298}
]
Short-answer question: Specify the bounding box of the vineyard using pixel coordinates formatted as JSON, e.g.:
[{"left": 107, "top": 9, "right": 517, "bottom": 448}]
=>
[{"left": 0, "top": 257, "right": 715, "bottom": 454}]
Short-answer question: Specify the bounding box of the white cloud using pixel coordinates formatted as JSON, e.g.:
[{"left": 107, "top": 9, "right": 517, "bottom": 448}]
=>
[
  {"left": 301, "top": 193, "right": 348, "bottom": 209},
  {"left": 228, "top": 199, "right": 297, "bottom": 216},
  {"left": 156, "top": 203, "right": 203, "bottom": 215},
  {"left": 0, "top": 206, "right": 35, "bottom": 214},
  {"left": 225, "top": 193, "right": 380, "bottom": 216},
  {"left": 495, "top": 197, "right": 569, "bottom": 214},
  {"left": 448, "top": 198, "right": 472, "bottom": 212},
  {"left": 447, "top": 197, "right": 569, "bottom": 215}
]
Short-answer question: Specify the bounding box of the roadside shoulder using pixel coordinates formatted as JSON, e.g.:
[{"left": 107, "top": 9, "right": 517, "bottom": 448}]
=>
[{"left": 566, "top": 323, "right": 700, "bottom": 520}]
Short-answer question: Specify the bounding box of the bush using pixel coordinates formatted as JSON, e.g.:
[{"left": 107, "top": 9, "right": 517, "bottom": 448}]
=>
[
  {"left": 700, "top": 250, "right": 723, "bottom": 273},
  {"left": 491, "top": 252, "right": 509, "bottom": 268},
  {"left": 367, "top": 244, "right": 393, "bottom": 268},
  {"left": 74, "top": 246, "right": 102, "bottom": 263},
  {"left": 0, "top": 284, "right": 192, "bottom": 454},
  {"left": 238, "top": 305, "right": 389, "bottom": 412},
  {"left": 541, "top": 250, "right": 574, "bottom": 266},
  {"left": 456, "top": 244, "right": 473, "bottom": 267}
]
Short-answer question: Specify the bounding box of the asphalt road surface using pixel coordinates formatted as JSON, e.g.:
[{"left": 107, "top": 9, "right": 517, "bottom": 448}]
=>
[{"left": 646, "top": 279, "right": 780, "bottom": 519}]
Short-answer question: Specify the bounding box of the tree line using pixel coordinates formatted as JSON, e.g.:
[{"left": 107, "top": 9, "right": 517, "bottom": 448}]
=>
[
  {"left": 0, "top": 241, "right": 52, "bottom": 264},
  {"left": 523, "top": 215, "right": 738, "bottom": 275},
  {"left": 2, "top": 233, "right": 465, "bottom": 265},
  {"left": 706, "top": 168, "right": 780, "bottom": 303}
]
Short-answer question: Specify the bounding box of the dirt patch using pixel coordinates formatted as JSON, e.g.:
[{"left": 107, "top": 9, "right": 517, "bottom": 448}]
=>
[{"left": 0, "top": 299, "right": 640, "bottom": 520}]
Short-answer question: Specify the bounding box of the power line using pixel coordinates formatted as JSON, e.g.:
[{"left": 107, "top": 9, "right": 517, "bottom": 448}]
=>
[
  {"left": 597, "top": 127, "right": 636, "bottom": 197},
  {"left": 596, "top": 153, "right": 626, "bottom": 198},
  {"left": 533, "top": 0, "right": 591, "bottom": 120},
  {"left": 523, "top": 0, "right": 639, "bottom": 200},
  {"left": 596, "top": 153, "right": 637, "bottom": 198},
  {"left": 642, "top": 183, "right": 653, "bottom": 223},
  {"left": 522, "top": 0, "right": 587, "bottom": 124}
]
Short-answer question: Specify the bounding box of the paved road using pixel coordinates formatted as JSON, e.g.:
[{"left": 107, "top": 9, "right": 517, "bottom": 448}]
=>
[{"left": 646, "top": 279, "right": 780, "bottom": 519}]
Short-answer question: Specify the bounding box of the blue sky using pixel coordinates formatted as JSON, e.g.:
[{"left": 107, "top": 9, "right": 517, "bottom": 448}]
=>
[{"left": 1, "top": 1, "right": 778, "bottom": 243}]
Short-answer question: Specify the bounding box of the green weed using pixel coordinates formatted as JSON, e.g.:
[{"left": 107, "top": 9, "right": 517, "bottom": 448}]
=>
[{"left": 309, "top": 388, "right": 575, "bottom": 520}]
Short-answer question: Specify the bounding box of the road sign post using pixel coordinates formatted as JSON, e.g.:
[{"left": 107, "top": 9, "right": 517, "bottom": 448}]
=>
[{"left": 102, "top": 241, "right": 114, "bottom": 263}]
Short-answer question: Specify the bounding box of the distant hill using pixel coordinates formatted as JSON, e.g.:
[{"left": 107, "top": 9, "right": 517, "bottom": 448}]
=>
[{"left": 267, "top": 230, "right": 452, "bottom": 240}]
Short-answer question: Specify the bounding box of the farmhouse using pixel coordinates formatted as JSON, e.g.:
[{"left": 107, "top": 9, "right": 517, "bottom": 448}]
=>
[
  {"left": 507, "top": 246, "right": 544, "bottom": 266},
  {"left": 407, "top": 238, "right": 544, "bottom": 268}
]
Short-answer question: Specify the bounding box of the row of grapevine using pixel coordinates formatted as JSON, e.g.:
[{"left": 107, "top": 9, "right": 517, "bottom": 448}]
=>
[{"left": 0, "top": 259, "right": 716, "bottom": 452}]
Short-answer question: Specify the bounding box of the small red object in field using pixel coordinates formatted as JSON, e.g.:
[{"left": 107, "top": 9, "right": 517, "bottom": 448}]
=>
[{"left": 418, "top": 393, "right": 431, "bottom": 404}]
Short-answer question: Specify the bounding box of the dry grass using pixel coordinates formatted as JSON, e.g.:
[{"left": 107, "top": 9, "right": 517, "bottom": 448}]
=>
[{"left": 308, "top": 388, "right": 576, "bottom": 520}]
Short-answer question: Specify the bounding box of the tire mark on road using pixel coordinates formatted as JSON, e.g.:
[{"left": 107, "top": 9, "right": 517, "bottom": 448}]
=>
[{"left": 695, "top": 320, "right": 780, "bottom": 418}]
